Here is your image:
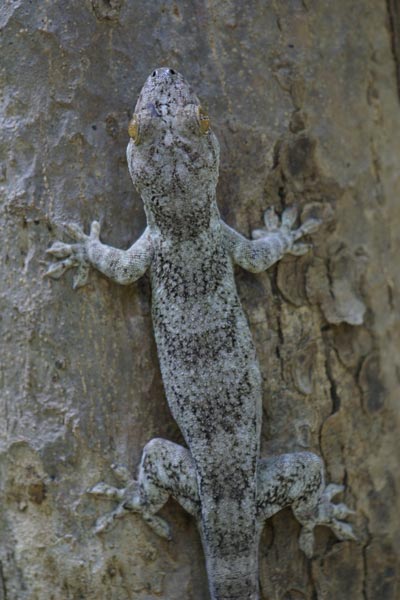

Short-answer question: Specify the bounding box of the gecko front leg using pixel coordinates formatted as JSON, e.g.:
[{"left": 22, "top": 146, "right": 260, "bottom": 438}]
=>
[
  {"left": 89, "top": 438, "right": 200, "bottom": 539},
  {"left": 45, "top": 221, "right": 153, "bottom": 288},
  {"left": 222, "top": 206, "right": 320, "bottom": 273},
  {"left": 257, "top": 452, "right": 356, "bottom": 558}
]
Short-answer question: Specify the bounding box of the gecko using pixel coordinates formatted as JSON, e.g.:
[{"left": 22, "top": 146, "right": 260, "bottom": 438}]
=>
[{"left": 46, "top": 68, "right": 355, "bottom": 600}]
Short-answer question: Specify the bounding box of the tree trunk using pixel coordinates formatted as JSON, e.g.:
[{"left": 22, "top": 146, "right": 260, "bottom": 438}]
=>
[{"left": 1, "top": 1, "right": 399, "bottom": 598}]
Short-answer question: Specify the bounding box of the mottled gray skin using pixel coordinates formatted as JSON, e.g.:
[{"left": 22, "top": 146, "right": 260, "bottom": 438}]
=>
[{"left": 46, "top": 68, "right": 355, "bottom": 600}]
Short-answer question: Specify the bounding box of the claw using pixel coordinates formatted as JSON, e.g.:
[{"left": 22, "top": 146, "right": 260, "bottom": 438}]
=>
[
  {"left": 281, "top": 206, "right": 298, "bottom": 229},
  {"left": 44, "top": 258, "right": 75, "bottom": 279},
  {"left": 46, "top": 241, "right": 73, "bottom": 258},
  {"left": 296, "top": 218, "right": 322, "bottom": 239},
  {"left": 298, "top": 526, "right": 315, "bottom": 559},
  {"left": 331, "top": 502, "right": 356, "bottom": 519},
  {"left": 62, "top": 222, "right": 88, "bottom": 242},
  {"left": 323, "top": 483, "right": 344, "bottom": 501},
  {"left": 111, "top": 463, "right": 133, "bottom": 485},
  {"left": 330, "top": 518, "right": 357, "bottom": 542},
  {"left": 288, "top": 242, "right": 310, "bottom": 256},
  {"left": 88, "top": 482, "right": 125, "bottom": 501},
  {"left": 94, "top": 503, "right": 128, "bottom": 534},
  {"left": 141, "top": 513, "right": 172, "bottom": 541},
  {"left": 90, "top": 220, "right": 101, "bottom": 239},
  {"left": 263, "top": 207, "right": 279, "bottom": 231},
  {"left": 72, "top": 263, "right": 90, "bottom": 289}
]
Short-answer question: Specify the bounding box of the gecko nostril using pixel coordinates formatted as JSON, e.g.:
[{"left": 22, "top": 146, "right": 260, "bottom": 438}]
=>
[
  {"left": 152, "top": 70, "right": 157, "bottom": 77},
  {"left": 169, "top": 69, "right": 176, "bottom": 75}
]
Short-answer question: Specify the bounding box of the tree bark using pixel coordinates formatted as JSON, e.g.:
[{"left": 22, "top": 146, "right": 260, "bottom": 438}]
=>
[{"left": 1, "top": 1, "right": 399, "bottom": 598}]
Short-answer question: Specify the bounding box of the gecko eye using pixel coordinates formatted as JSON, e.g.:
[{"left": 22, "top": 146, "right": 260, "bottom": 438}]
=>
[
  {"left": 196, "top": 106, "right": 210, "bottom": 134},
  {"left": 128, "top": 114, "right": 140, "bottom": 145}
]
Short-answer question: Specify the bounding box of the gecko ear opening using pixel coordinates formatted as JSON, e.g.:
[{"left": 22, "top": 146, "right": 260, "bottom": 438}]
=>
[
  {"left": 128, "top": 114, "right": 140, "bottom": 145},
  {"left": 196, "top": 106, "right": 210, "bottom": 134}
]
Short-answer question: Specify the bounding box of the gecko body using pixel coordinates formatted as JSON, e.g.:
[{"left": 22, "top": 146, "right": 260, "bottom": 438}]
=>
[{"left": 46, "top": 68, "right": 355, "bottom": 600}]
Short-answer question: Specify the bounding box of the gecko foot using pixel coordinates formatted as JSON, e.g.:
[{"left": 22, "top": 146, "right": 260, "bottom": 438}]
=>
[
  {"left": 252, "top": 206, "right": 321, "bottom": 256},
  {"left": 296, "top": 483, "right": 356, "bottom": 558},
  {"left": 87, "top": 463, "right": 172, "bottom": 540},
  {"left": 45, "top": 221, "right": 100, "bottom": 289},
  {"left": 88, "top": 439, "right": 199, "bottom": 541}
]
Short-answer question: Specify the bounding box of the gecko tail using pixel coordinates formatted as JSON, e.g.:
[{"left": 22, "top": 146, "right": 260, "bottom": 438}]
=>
[
  {"left": 200, "top": 525, "right": 260, "bottom": 600},
  {"left": 205, "top": 560, "right": 259, "bottom": 600}
]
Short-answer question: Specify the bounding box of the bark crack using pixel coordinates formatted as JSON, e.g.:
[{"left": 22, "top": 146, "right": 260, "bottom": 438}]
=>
[
  {"left": 386, "top": 0, "right": 400, "bottom": 101},
  {"left": 361, "top": 519, "right": 372, "bottom": 600},
  {"left": 0, "top": 561, "right": 8, "bottom": 600},
  {"left": 323, "top": 343, "right": 341, "bottom": 414}
]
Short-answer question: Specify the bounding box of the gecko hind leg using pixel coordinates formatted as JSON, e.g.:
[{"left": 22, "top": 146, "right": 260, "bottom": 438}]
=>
[
  {"left": 257, "top": 452, "right": 356, "bottom": 558},
  {"left": 88, "top": 438, "right": 200, "bottom": 539}
]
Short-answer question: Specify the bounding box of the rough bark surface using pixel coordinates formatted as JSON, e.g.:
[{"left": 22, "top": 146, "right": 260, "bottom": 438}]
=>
[{"left": 1, "top": 1, "right": 399, "bottom": 599}]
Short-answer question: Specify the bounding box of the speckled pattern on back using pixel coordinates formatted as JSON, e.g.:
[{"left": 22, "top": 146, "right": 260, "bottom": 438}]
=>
[{"left": 46, "top": 68, "right": 355, "bottom": 600}]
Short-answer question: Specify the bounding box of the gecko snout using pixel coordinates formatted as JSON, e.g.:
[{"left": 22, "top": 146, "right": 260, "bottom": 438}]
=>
[{"left": 151, "top": 67, "right": 178, "bottom": 79}]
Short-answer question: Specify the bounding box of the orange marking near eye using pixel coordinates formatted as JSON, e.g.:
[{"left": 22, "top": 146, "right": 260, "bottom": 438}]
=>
[{"left": 128, "top": 115, "right": 140, "bottom": 144}]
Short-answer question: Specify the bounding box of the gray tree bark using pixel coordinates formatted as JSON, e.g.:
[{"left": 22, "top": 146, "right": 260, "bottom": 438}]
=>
[{"left": 1, "top": 1, "right": 399, "bottom": 598}]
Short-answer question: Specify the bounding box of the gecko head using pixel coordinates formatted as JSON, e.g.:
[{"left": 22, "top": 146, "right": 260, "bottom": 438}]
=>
[{"left": 126, "top": 68, "right": 220, "bottom": 210}]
